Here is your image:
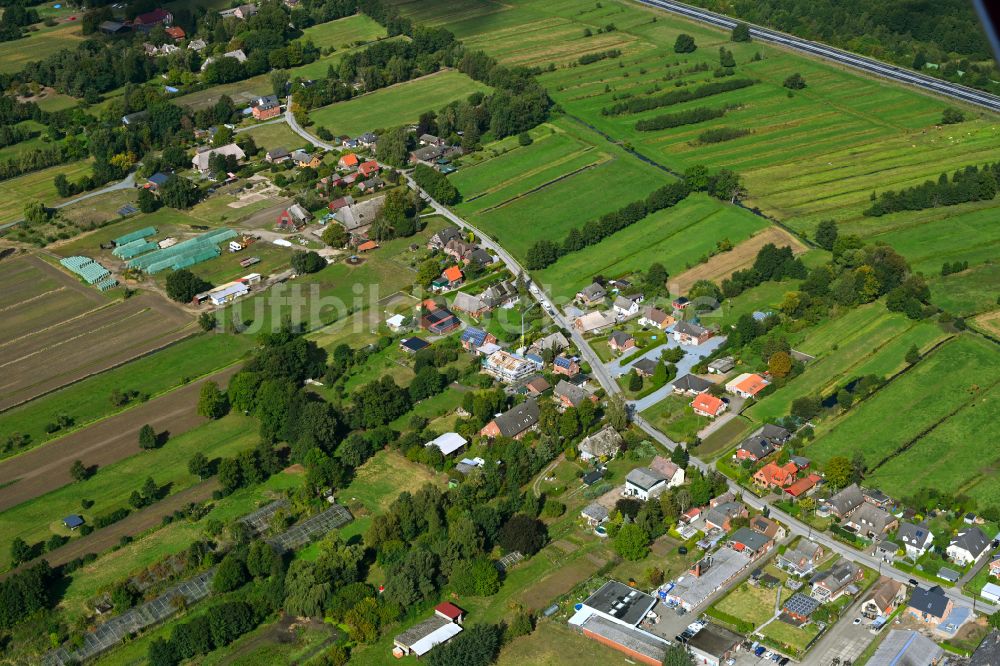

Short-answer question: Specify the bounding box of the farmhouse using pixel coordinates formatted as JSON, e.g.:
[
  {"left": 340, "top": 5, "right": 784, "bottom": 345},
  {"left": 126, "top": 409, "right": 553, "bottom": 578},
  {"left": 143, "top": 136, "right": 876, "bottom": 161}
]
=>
[
  {"left": 392, "top": 603, "right": 465, "bottom": 658},
  {"left": 906, "top": 585, "right": 952, "bottom": 626},
  {"left": 672, "top": 373, "right": 713, "bottom": 396},
  {"left": 649, "top": 455, "right": 685, "bottom": 488},
  {"left": 725, "top": 372, "right": 770, "bottom": 399},
  {"left": 861, "top": 577, "right": 905, "bottom": 619},
  {"left": 410, "top": 144, "right": 446, "bottom": 164},
  {"left": 673, "top": 320, "right": 712, "bottom": 346},
  {"left": 335, "top": 195, "right": 385, "bottom": 233},
  {"left": 480, "top": 399, "right": 539, "bottom": 439},
  {"left": 277, "top": 204, "right": 311, "bottom": 230},
  {"left": 426, "top": 433, "right": 467, "bottom": 457},
  {"left": 947, "top": 527, "right": 991, "bottom": 565},
  {"left": 638, "top": 306, "right": 674, "bottom": 330},
  {"left": 578, "top": 426, "right": 623, "bottom": 461},
  {"left": 624, "top": 467, "right": 668, "bottom": 501},
  {"left": 191, "top": 143, "right": 246, "bottom": 172},
  {"left": 608, "top": 331, "right": 635, "bottom": 352},
  {"left": 692, "top": 393, "right": 726, "bottom": 418},
  {"left": 576, "top": 283, "right": 607, "bottom": 306},
  {"left": 778, "top": 540, "right": 824, "bottom": 576},
  {"left": 207, "top": 281, "right": 250, "bottom": 306},
  {"left": 483, "top": 351, "right": 536, "bottom": 385}
]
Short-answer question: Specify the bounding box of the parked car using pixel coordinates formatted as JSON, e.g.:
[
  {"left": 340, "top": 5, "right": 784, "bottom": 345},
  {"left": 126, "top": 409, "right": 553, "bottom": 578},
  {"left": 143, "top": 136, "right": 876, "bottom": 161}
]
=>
[
  {"left": 853, "top": 618, "right": 862, "bottom": 625},
  {"left": 908, "top": 578, "right": 918, "bottom": 586},
  {"left": 754, "top": 647, "right": 766, "bottom": 657}
]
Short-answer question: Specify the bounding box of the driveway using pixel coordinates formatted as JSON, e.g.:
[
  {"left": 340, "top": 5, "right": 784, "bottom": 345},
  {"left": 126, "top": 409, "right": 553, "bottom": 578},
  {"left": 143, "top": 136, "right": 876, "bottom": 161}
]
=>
[
  {"left": 808, "top": 594, "right": 878, "bottom": 666},
  {"left": 629, "top": 335, "right": 727, "bottom": 412}
]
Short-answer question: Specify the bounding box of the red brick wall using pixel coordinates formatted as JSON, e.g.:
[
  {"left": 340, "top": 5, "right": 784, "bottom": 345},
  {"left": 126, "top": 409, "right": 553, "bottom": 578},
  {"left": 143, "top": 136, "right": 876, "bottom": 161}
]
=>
[{"left": 582, "top": 629, "right": 661, "bottom": 666}]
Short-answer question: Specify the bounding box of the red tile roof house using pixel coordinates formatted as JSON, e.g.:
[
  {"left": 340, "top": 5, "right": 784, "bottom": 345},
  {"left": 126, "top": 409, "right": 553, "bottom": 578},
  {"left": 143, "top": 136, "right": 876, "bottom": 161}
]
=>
[
  {"left": 608, "top": 330, "right": 635, "bottom": 353},
  {"left": 753, "top": 461, "right": 799, "bottom": 490},
  {"left": 784, "top": 473, "right": 823, "bottom": 499},
  {"left": 440, "top": 265, "right": 464, "bottom": 289},
  {"left": 691, "top": 393, "right": 726, "bottom": 418},
  {"left": 358, "top": 160, "right": 380, "bottom": 177},
  {"left": 164, "top": 26, "right": 186, "bottom": 40},
  {"left": 338, "top": 153, "right": 359, "bottom": 170}
]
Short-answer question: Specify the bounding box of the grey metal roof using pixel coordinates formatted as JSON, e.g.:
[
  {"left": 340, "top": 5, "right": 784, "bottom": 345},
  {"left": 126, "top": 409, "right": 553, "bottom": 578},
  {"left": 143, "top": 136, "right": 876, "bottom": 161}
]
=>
[
  {"left": 674, "top": 320, "right": 707, "bottom": 336},
  {"left": 970, "top": 629, "right": 1000, "bottom": 666},
  {"left": 686, "top": 623, "right": 742, "bottom": 658},
  {"left": 729, "top": 526, "right": 770, "bottom": 552},
  {"left": 673, "top": 373, "right": 713, "bottom": 392},
  {"left": 868, "top": 630, "right": 943, "bottom": 666},
  {"left": 493, "top": 399, "right": 539, "bottom": 438},
  {"left": 908, "top": 586, "right": 949, "bottom": 618}
]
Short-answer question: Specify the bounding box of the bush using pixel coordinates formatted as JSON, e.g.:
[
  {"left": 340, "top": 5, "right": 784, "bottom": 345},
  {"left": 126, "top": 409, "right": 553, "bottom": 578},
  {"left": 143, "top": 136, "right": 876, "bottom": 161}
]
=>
[
  {"left": 635, "top": 105, "right": 728, "bottom": 131},
  {"left": 674, "top": 34, "right": 696, "bottom": 53},
  {"left": 699, "top": 127, "right": 750, "bottom": 143},
  {"left": 783, "top": 72, "right": 806, "bottom": 89}
]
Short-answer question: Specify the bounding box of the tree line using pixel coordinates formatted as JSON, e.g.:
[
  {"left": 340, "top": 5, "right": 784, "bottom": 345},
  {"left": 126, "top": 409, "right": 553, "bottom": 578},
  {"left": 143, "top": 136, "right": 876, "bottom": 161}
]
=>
[
  {"left": 601, "top": 78, "right": 755, "bottom": 115},
  {"left": 865, "top": 162, "right": 1000, "bottom": 216},
  {"left": 635, "top": 104, "right": 732, "bottom": 131}
]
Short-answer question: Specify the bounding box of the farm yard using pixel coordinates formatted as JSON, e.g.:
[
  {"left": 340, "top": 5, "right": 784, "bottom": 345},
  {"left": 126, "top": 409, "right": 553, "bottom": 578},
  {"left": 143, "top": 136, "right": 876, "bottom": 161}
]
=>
[
  {"left": 0, "top": 255, "right": 194, "bottom": 410},
  {"left": 309, "top": 69, "right": 491, "bottom": 136}
]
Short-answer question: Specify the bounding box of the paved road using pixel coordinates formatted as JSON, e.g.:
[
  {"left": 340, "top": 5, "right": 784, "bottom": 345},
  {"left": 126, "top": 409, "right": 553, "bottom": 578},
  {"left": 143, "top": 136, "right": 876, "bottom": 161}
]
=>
[
  {"left": 635, "top": 0, "right": 1000, "bottom": 113},
  {"left": 284, "top": 95, "right": 337, "bottom": 151},
  {"left": 0, "top": 172, "right": 136, "bottom": 232}
]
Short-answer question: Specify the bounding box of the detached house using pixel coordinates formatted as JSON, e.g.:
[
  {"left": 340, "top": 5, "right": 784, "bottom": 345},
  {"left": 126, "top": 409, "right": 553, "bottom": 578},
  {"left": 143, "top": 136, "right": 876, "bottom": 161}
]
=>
[
  {"left": 459, "top": 327, "right": 496, "bottom": 352},
  {"left": 704, "top": 501, "right": 748, "bottom": 532},
  {"left": 898, "top": 522, "right": 934, "bottom": 559},
  {"left": 624, "top": 467, "right": 668, "bottom": 501},
  {"left": 638, "top": 306, "right": 674, "bottom": 331},
  {"left": 266, "top": 147, "right": 291, "bottom": 163},
  {"left": 810, "top": 559, "right": 863, "bottom": 603},
  {"left": 845, "top": 503, "right": 898, "bottom": 540},
  {"left": 576, "top": 283, "right": 607, "bottom": 306},
  {"left": 692, "top": 393, "right": 726, "bottom": 418},
  {"left": 725, "top": 373, "right": 770, "bottom": 399},
  {"left": 861, "top": 577, "right": 905, "bottom": 620},
  {"left": 613, "top": 294, "right": 643, "bottom": 319},
  {"left": 947, "top": 527, "right": 991, "bottom": 566},
  {"left": 480, "top": 399, "right": 539, "bottom": 439},
  {"left": 608, "top": 331, "right": 635, "bottom": 353},
  {"left": 480, "top": 281, "right": 516, "bottom": 309},
  {"left": 735, "top": 424, "right": 791, "bottom": 462},
  {"left": 673, "top": 320, "right": 712, "bottom": 346},
  {"left": 428, "top": 226, "right": 462, "bottom": 250},
  {"left": 250, "top": 94, "right": 281, "bottom": 120},
  {"left": 907, "top": 585, "right": 952, "bottom": 626},
  {"left": 821, "top": 483, "right": 864, "bottom": 520},
  {"left": 338, "top": 153, "right": 359, "bottom": 170},
  {"left": 750, "top": 515, "right": 786, "bottom": 541},
  {"left": 578, "top": 426, "right": 623, "bottom": 461},
  {"left": 753, "top": 461, "right": 799, "bottom": 490},
  {"left": 191, "top": 143, "right": 246, "bottom": 172},
  {"left": 452, "top": 292, "right": 486, "bottom": 317},
  {"left": 728, "top": 527, "right": 773, "bottom": 557},
  {"left": 649, "top": 455, "right": 685, "bottom": 489},
  {"left": 779, "top": 540, "right": 824, "bottom": 576},
  {"left": 554, "top": 380, "right": 595, "bottom": 409},
  {"left": 672, "top": 374, "right": 713, "bottom": 396},
  {"left": 574, "top": 311, "right": 614, "bottom": 335},
  {"left": 553, "top": 355, "right": 580, "bottom": 377}
]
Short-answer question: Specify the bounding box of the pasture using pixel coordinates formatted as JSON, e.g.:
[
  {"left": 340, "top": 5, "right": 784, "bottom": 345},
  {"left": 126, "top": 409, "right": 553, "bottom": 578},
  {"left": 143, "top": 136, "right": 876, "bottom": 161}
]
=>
[
  {"left": 309, "top": 70, "right": 491, "bottom": 136},
  {"left": 299, "top": 13, "right": 385, "bottom": 49},
  {"left": 0, "top": 20, "right": 84, "bottom": 75},
  {"left": 0, "top": 159, "right": 92, "bottom": 224},
  {"left": 805, "top": 336, "right": 1000, "bottom": 493},
  {"left": 239, "top": 121, "right": 306, "bottom": 152},
  {"left": 0, "top": 255, "right": 194, "bottom": 410},
  {"left": 534, "top": 193, "right": 768, "bottom": 300},
  {"left": 929, "top": 263, "right": 1000, "bottom": 318}
]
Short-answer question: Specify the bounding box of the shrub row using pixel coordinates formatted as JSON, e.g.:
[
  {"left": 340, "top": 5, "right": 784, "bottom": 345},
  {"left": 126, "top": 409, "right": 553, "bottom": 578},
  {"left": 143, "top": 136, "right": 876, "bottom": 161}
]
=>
[{"left": 602, "top": 78, "right": 755, "bottom": 115}]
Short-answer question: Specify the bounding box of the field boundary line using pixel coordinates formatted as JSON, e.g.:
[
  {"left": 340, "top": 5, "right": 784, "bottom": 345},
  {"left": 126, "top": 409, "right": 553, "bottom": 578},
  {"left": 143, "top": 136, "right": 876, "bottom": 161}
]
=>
[
  {"left": 0, "top": 285, "right": 69, "bottom": 313},
  {"left": 464, "top": 145, "right": 598, "bottom": 201},
  {"left": 475, "top": 158, "right": 609, "bottom": 213},
  {"left": 0, "top": 298, "right": 118, "bottom": 350}
]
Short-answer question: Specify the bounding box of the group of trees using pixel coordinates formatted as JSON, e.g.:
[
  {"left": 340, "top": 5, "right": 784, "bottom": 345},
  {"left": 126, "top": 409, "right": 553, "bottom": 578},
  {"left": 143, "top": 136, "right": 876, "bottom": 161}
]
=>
[
  {"left": 525, "top": 165, "right": 743, "bottom": 269},
  {"left": 635, "top": 104, "right": 730, "bottom": 131},
  {"left": 865, "top": 162, "right": 1000, "bottom": 216},
  {"left": 0, "top": 4, "right": 39, "bottom": 42},
  {"left": 698, "top": 127, "right": 749, "bottom": 144},
  {"left": 165, "top": 268, "right": 212, "bottom": 303},
  {"left": 720, "top": 243, "right": 808, "bottom": 298},
  {"left": 413, "top": 163, "right": 460, "bottom": 204},
  {"left": 0, "top": 561, "right": 53, "bottom": 630},
  {"left": 602, "top": 78, "right": 754, "bottom": 115},
  {"left": 578, "top": 49, "right": 622, "bottom": 66}
]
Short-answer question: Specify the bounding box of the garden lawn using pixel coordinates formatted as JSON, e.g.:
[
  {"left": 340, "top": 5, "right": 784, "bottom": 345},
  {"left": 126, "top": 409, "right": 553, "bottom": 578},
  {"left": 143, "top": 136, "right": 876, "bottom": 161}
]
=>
[
  {"left": 805, "top": 335, "right": 1000, "bottom": 473},
  {"left": 534, "top": 194, "right": 768, "bottom": 301},
  {"left": 299, "top": 13, "right": 386, "bottom": 49},
  {"left": 713, "top": 581, "right": 778, "bottom": 628},
  {"left": 309, "top": 70, "right": 491, "bottom": 136},
  {"left": 640, "top": 394, "right": 710, "bottom": 444},
  {"left": 759, "top": 619, "right": 820, "bottom": 656},
  {"left": 0, "top": 333, "right": 253, "bottom": 456},
  {"left": 341, "top": 449, "right": 445, "bottom": 513},
  {"left": 239, "top": 121, "right": 309, "bottom": 152},
  {"left": 0, "top": 414, "right": 259, "bottom": 570}
]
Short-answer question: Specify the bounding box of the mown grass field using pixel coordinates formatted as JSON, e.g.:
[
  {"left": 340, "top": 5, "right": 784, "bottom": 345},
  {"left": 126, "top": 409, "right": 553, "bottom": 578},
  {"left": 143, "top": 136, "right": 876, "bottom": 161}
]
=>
[
  {"left": 805, "top": 335, "right": 1000, "bottom": 500},
  {"left": 309, "top": 70, "right": 491, "bottom": 136},
  {"left": 239, "top": 121, "right": 307, "bottom": 152},
  {"left": 534, "top": 193, "right": 768, "bottom": 300},
  {"left": 0, "top": 159, "right": 92, "bottom": 224},
  {"left": 299, "top": 12, "right": 386, "bottom": 49},
  {"left": 746, "top": 305, "right": 949, "bottom": 422},
  {"left": 0, "top": 414, "right": 258, "bottom": 570},
  {"left": 929, "top": 263, "right": 1000, "bottom": 318},
  {"left": 0, "top": 20, "right": 84, "bottom": 74}
]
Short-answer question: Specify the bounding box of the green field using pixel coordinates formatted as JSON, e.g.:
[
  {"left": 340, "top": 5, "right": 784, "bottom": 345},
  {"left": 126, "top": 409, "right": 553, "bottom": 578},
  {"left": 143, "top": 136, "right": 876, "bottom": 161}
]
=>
[
  {"left": 299, "top": 13, "right": 386, "bottom": 49},
  {"left": 0, "top": 333, "right": 253, "bottom": 457},
  {"left": 0, "top": 159, "right": 92, "bottom": 224},
  {"left": 534, "top": 193, "right": 768, "bottom": 300},
  {"left": 806, "top": 335, "right": 1000, "bottom": 489},
  {"left": 239, "top": 121, "right": 308, "bottom": 152},
  {"left": 0, "top": 414, "right": 259, "bottom": 570},
  {"left": 0, "top": 20, "right": 84, "bottom": 74},
  {"left": 713, "top": 581, "right": 779, "bottom": 628},
  {"left": 309, "top": 69, "right": 491, "bottom": 135},
  {"left": 929, "top": 263, "right": 1000, "bottom": 318}
]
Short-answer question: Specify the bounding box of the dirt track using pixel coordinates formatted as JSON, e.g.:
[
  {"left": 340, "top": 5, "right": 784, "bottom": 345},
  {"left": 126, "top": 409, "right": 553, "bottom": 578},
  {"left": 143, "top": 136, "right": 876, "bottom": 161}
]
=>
[
  {"left": 1, "top": 479, "right": 218, "bottom": 580},
  {"left": 0, "top": 365, "right": 240, "bottom": 512}
]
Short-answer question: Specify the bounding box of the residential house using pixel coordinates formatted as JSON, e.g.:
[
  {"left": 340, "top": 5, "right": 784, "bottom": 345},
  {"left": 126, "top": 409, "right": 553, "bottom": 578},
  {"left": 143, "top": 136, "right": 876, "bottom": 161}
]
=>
[
  {"left": 638, "top": 306, "right": 674, "bottom": 330},
  {"left": 358, "top": 160, "right": 380, "bottom": 177},
  {"left": 250, "top": 94, "right": 281, "bottom": 120},
  {"left": 608, "top": 331, "right": 635, "bottom": 353},
  {"left": 685, "top": 623, "right": 742, "bottom": 666},
  {"left": 906, "top": 585, "right": 952, "bottom": 626},
  {"left": 420, "top": 301, "right": 460, "bottom": 334},
  {"left": 226, "top": 3, "right": 258, "bottom": 20},
  {"left": 191, "top": 143, "right": 246, "bottom": 172},
  {"left": 692, "top": 393, "right": 726, "bottom": 418},
  {"left": 708, "top": 357, "right": 735, "bottom": 374},
  {"left": 553, "top": 355, "right": 580, "bottom": 377},
  {"left": 338, "top": 153, "right": 360, "bottom": 170},
  {"left": 578, "top": 426, "right": 623, "bottom": 461},
  {"left": 327, "top": 195, "right": 354, "bottom": 213},
  {"left": 357, "top": 132, "right": 378, "bottom": 148},
  {"left": 399, "top": 337, "right": 430, "bottom": 353},
  {"left": 750, "top": 515, "right": 786, "bottom": 541},
  {"left": 672, "top": 373, "right": 713, "bottom": 396},
  {"left": 524, "top": 376, "right": 550, "bottom": 396},
  {"left": 947, "top": 527, "right": 991, "bottom": 566},
  {"left": 266, "top": 147, "right": 290, "bottom": 163},
  {"left": 845, "top": 503, "right": 898, "bottom": 540},
  {"left": 704, "top": 502, "right": 748, "bottom": 532},
  {"left": 632, "top": 357, "right": 658, "bottom": 378},
  {"left": 613, "top": 294, "right": 642, "bottom": 319},
  {"left": 782, "top": 593, "right": 821, "bottom": 624},
  {"left": 164, "top": 25, "right": 186, "bottom": 40},
  {"left": 479, "top": 399, "right": 539, "bottom": 439},
  {"left": 420, "top": 133, "right": 442, "bottom": 146},
  {"left": 576, "top": 283, "right": 607, "bottom": 306},
  {"left": 480, "top": 281, "right": 517, "bottom": 309},
  {"left": 753, "top": 462, "right": 799, "bottom": 489},
  {"left": 779, "top": 540, "right": 824, "bottom": 576},
  {"left": 460, "top": 327, "right": 496, "bottom": 352},
  {"left": 735, "top": 424, "right": 791, "bottom": 461},
  {"left": 624, "top": 467, "right": 668, "bottom": 501},
  {"left": 427, "top": 226, "right": 461, "bottom": 250},
  {"left": 200, "top": 49, "right": 247, "bottom": 69},
  {"left": 133, "top": 8, "right": 173, "bottom": 30},
  {"left": 581, "top": 502, "right": 609, "bottom": 526},
  {"left": 443, "top": 238, "right": 478, "bottom": 264},
  {"left": 483, "top": 351, "right": 536, "bottom": 385},
  {"left": 725, "top": 372, "right": 770, "bottom": 399},
  {"left": 784, "top": 474, "right": 823, "bottom": 500},
  {"left": 868, "top": 630, "right": 943, "bottom": 666},
  {"left": 989, "top": 557, "right": 1000, "bottom": 579},
  {"left": 863, "top": 488, "right": 894, "bottom": 510},
  {"left": 554, "top": 380, "right": 594, "bottom": 409},
  {"left": 728, "top": 527, "right": 773, "bottom": 557},
  {"left": 673, "top": 320, "right": 712, "bottom": 346},
  {"left": 410, "top": 144, "right": 446, "bottom": 164},
  {"left": 291, "top": 150, "right": 322, "bottom": 169},
  {"left": 435, "top": 265, "right": 464, "bottom": 290},
  {"left": 187, "top": 38, "right": 207, "bottom": 51},
  {"left": 673, "top": 296, "right": 690, "bottom": 310},
  {"left": 426, "top": 433, "right": 467, "bottom": 457},
  {"left": 810, "top": 559, "right": 863, "bottom": 602},
  {"left": 452, "top": 291, "right": 487, "bottom": 317},
  {"left": 861, "top": 577, "right": 905, "bottom": 620},
  {"left": 649, "top": 456, "right": 685, "bottom": 489},
  {"left": 574, "top": 311, "right": 614, "bottom": 335},
  {"left": 822, "top": 483, "right": 865, "bottom": 519}
]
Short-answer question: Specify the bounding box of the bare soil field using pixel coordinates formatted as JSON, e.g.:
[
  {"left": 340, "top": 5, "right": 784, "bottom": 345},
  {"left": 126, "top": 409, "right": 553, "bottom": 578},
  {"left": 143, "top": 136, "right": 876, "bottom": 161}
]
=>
[
  {"left": 671, "top": 226, "right": 809, "bottom": 294},
  {"left": 0, "top": 256, "right": 194, "bottom": 410},
  {"left": 0, "top": 366, "right": 239, "bottom": 512}
]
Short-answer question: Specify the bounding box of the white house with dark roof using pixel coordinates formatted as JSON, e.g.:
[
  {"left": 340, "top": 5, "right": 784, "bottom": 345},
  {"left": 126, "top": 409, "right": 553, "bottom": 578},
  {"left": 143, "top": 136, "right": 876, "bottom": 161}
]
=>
[
  {"left": 625, "top": 467, "right": 668, "bottom": 501},
  {"left": 898, "top": 522, "right": 934, "bottom": 559},
  {"left": 947, "top": 527, "right": 991, "bottom": 566}
]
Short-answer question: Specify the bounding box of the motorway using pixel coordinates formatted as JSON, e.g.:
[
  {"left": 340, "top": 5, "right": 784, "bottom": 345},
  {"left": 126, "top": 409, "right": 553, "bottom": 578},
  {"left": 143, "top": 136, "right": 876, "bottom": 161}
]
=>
[{"left": 635, "top": 0, "right": 1000, "bottom": 113}]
